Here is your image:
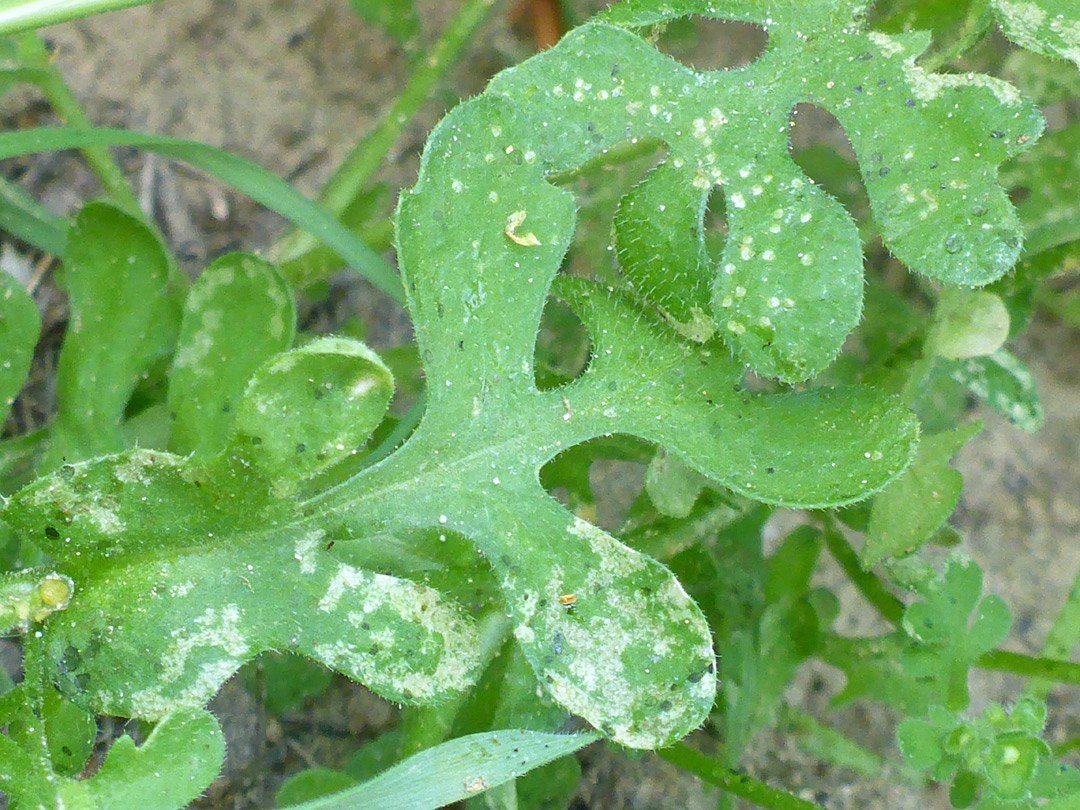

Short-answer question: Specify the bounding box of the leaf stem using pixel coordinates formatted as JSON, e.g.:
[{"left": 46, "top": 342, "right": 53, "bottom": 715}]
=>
[
  {"left": 976, "top": 649, "right": 1080, "bottom": 686},
  {"left": 658, "top": 743, "right": 828, "bottom": 810},
  {"left": 274, "top": 0, "right": 509, "bottom": 266},
  {"left": 821, "top": 518, "right": 905, "bottom": 625},
  {"left": 14, "top": 33, "right": 140, "bottom": 214}
]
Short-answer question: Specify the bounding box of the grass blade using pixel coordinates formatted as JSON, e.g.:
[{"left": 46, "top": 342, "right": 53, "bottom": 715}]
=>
[
  {"left": 279, "top": 730, "right": 596, "bottom": 810},
  {"left": 0, "top": 127, "right": 403, "bottom": 300},
  {"left": 0, "top": 0, "right": 164, "bottom": 36}
]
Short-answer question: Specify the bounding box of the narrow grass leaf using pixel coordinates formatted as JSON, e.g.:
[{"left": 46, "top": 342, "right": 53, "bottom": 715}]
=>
[
  {"left": 0, "top": 128, "right": 403, "bottom": 299},
  {"left": 278, "top": 730, "right": 596, "bottom": 810}
]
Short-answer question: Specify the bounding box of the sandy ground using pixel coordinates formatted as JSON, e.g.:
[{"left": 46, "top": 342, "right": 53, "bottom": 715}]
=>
[{"left": 2, "top": 1, "right": 1079, "bottom": 808}]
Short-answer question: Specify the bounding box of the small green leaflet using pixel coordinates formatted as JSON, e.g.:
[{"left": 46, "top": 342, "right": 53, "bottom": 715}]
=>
[
  {"left": 902, "top": 556, "right": 1011, "bottom": 711},
  {"left": 863, "top": 422, "right": 981, "bottom": 566}
]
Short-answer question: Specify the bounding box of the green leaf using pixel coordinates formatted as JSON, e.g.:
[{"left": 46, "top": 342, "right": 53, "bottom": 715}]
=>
[
  {"left": 863, "top": 422, "right": 981, "bottom": 566},
  {"left": 225, "top": 336, "right": 394, "bottom": 490},
  {"left": 349, "top": 0, "right": 420, "bottom": 44},
  {"left": 0, "top": 128, "right": 401, "bottom": 298},
  {"left": 43, "top": 685, "right": 96, "bottom": 777},
  {"left": 994, "top": 0, "right": 1080, "bottom": 71},
  {"left": 277, "top": 730, "right": 596, "bottom": 810},
  {"left": 580, "top": 1, "right": 1041, "bottom": 381},
  {"left": 926, "top": 289, "right": 1010, "bottom": 360},
  {"left": 614, "top": 159, "right": 715, "bottom": 342},
  {"left": 902, "top": 556, "right": 1011, "bottom": 711},
  {"left": 1, "top": 449, "right": 484, "bottom": 718},
  {"left": 167, "top": 253, "right": 296, "bottom": 458},
  {"left": 0, "top": 265, "right": 40, "bottom": 427},
  {"left": 941, "top": 349, "right": 1045, "bottom": 432},
  {"left": 0, "top": 731, "right": 55, "bottom": 809},
  {"left": 69, "top": 708, "right": 225, "bottom": 810},
  {"left": 43, "top": 203, "right": 183, "bottom": 469}
]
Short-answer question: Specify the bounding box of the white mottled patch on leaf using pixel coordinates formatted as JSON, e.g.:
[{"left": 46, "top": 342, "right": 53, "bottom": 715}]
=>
[
  {"left": 160, "top": 604, "right": 250, "bottom": 684},
  {"left": 293, "top": 530, "right": 325, "bottom": 575},
  {"left": 318, "top": 563, "right": 367, "bottom": 612},
  {"left": 113, "top": 448, "right": 182, "bottom": 485},
  {"left": 567, "top": 517, "right": 645, "bottom": 582}
]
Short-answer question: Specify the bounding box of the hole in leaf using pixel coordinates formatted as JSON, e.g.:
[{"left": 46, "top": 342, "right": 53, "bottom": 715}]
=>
[
  {"left": 655, "top": 17, "right": 769, "bottom": 72},
  {"left": 540, "top": 436, "right": 653, "bottom": 531},
  {"left": 787, "top": 103, "right": 871, "bottom": 232},
  {"left": 534, "top": 296, "right": 592, "bottom": 391},
  {"left": 552, "top": 138, "right": 667, "bottom": 283}
]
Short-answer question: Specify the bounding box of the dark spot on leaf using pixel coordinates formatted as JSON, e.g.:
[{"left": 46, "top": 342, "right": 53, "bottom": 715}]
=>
[
  {"left": 857, "top": 51, "right": 873, "bottom": 61},
  {"left": 59, "top": 465, "right": 75, "bottom": 480},
  {"left": 250, "top": 436, "right": 263, "bottom": 446},
  {"left": 905, "top": 98, "right": 916, "bottom": 108},
  {"left": 766, "top": 467, "right": 775, "bottom": 474},
  {"left": 852, "top": 85, "right": 863, "bottom": 94},
  {"left": 296, "top": 443, "right": 306, "bottom": 454},
  {"left": 878, "top": 167, "right": 890, "bottom": 177},
  {"left": 658, "top": 700, "right": 673, "bottom": 711},
  {"left": 45, "top": 526, "right": 60, "bottom": 539},
  {"left": 991, "top": 130, "right": 1005, "bottom": 139}
]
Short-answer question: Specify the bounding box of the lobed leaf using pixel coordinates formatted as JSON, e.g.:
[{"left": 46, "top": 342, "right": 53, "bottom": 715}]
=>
[
  {"left": 902, "top": 556, "right": 1011, "bottom": 711},
  {"left": 532, "top": 0, "right": 1040, "bottom": 381},
  {"left": 0, "top": 265, "right": 39, "bottom": 427}
]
